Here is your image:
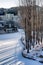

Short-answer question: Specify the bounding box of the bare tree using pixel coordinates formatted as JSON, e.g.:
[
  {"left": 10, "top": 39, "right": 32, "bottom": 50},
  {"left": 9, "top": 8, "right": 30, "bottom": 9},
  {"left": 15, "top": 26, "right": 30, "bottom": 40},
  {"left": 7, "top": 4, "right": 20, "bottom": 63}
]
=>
[
  {"left": 19, "top": 0, "right": 33, "bottom": 53},
  {"left": 19, "top": 0, "right": 42, "bottom": 53}
]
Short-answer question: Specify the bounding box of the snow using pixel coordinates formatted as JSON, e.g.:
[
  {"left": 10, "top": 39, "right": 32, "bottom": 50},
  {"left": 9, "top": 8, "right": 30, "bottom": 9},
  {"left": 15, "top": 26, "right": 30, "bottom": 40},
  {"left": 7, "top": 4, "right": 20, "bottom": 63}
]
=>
[
  {"left": 0, "top": 29, "right": 43, "bottom": 65},
  {"left": 17, "top": 52, "right": 43, "bottom": 65},
  {"left": 0, "top": 32, "right": 21, "bottom": 40}
]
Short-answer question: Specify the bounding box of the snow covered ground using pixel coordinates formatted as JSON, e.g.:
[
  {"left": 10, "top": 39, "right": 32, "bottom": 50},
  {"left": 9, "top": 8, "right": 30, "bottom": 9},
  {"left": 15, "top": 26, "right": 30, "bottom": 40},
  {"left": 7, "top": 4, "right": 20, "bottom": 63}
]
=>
[{"left": 0, "top": 29, "right": 43, "bottom": 65}]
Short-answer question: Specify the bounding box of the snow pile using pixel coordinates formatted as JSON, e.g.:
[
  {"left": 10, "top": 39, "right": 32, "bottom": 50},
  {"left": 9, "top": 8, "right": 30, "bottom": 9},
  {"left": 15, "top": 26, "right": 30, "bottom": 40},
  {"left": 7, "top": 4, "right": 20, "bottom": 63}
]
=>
[{"left": 22, "top": 43, "right": 43, "bottom": 63}]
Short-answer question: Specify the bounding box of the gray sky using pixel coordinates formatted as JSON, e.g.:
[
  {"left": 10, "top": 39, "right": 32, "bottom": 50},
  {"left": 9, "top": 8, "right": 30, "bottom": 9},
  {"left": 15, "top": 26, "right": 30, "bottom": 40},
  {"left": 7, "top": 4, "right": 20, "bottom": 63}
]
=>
[
  {"left": 0, "top": 0, "right": 19, "bottom": 8},
  {"left": 36, "top": 0, "right": 43, "bottom": 6},
  {"left": 0, "top": 0, "right": 43, "bottom": 8}
]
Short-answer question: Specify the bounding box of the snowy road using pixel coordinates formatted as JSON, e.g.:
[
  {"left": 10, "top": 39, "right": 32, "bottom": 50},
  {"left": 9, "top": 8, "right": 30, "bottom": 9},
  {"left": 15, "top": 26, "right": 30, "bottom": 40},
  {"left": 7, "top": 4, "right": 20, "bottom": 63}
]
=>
[
  {"left": 0, "top": 29, "right": 43, "bottom": 65},
  {"left": 0, "top": 29, "right": 24, "bottom": 65}
]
